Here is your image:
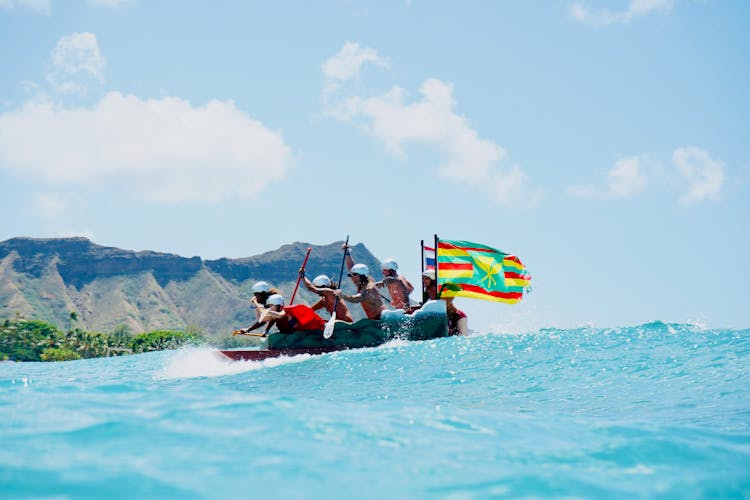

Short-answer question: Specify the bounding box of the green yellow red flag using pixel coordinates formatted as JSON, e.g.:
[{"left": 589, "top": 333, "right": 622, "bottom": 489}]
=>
[{"left": 436, "top": 239, "right": 531, "bottom": 304}]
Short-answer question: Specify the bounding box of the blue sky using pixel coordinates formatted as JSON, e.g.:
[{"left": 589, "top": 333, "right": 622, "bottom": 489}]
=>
[{"left": 0, "top": 0, "right": 748, "bottom": 331}]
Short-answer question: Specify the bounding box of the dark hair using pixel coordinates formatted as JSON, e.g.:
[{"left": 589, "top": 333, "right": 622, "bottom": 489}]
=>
[
  {"left": 357, "top": 275, "right": 372, "bottom": 292},
  {"left": 255, "top": 288, "right": 280, "bottom": 304}
]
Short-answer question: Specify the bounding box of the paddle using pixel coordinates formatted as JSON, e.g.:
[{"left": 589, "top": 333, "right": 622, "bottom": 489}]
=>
[
  {"left": 324, "top": 235, "right": 349, "bottom": 339},
  {"left": 290, "top": 247, "right": 312, "bottom": 305},
  {"left": 231, "top": 330, "right": 268, "bottom": 337}
]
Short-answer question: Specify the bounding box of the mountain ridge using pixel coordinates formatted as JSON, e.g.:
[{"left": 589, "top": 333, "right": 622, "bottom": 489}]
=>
[{"left": 0, "top": 237, "right": 382, "bottom": 338}]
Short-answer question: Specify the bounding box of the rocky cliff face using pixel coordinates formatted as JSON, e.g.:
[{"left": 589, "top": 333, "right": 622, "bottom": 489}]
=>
[
  {"left": 0, "top": 237, "right": 383, "bottom": 338},
  {"left": 1, "top": 237, "right": 203, "bottom": 288}
]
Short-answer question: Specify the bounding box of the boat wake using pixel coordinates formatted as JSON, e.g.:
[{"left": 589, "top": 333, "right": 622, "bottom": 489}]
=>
[{"left": 155, "top": 346, "right": 314, "bottom": 380}]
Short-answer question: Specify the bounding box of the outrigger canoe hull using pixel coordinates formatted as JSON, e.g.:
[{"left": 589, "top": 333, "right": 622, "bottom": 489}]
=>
[
  {"left": 220, "top": 346, "right": 343, "bottom": 361},
  {"left": 219, "top": 300, "right": 449, "bottom": 361}
]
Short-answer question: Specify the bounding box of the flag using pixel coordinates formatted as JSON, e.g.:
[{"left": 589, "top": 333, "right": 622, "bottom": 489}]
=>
[
  {"left": 423, "top": 245, "right": 436, "bottom": 270},
  {"left": 436, "top": 239, "right": 531, "bottom": 304}
]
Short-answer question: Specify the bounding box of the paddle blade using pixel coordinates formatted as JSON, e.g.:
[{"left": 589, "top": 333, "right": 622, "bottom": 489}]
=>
[{"left": 323, "top": 312, "right": 336, "bottom": 339}]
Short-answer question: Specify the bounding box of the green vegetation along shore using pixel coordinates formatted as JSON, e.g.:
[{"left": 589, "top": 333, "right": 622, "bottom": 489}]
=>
[{"left": 0, "top": 317, "right": 202, "bottom": 362}]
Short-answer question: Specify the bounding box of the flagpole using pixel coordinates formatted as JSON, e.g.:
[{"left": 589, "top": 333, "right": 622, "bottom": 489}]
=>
[
  {"left": 434, "top": 234, "right": 439, "bottom": 298},
  {"left": 421, "top": 239, "right": 426, "bottom": 303}
]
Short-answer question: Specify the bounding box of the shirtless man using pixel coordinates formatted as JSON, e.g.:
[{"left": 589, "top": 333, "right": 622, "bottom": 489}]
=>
[
  {"left": 375, "top": 259, "right": 414, "bottom": 310},
  {"left": 334, "top": 257, "right": 385, "bottom": 320},
  {"left": 299, "top": 271, "right": 354, "bottom": 322}
]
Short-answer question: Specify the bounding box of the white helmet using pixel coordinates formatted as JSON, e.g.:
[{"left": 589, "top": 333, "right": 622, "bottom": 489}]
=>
[
  {"left": 381, "top": 259, "right": 398, "bottom": 271},
  {"left": 422, "top": 269, "right": 436, "bottom": 281},
  {"left": 252, "top": 281, "right": 270, "bottom": 293},
  {"left": 349, "top": 263, "right": 369, "bottom": 276},
  {"left": 266, "top": 294, "right": 284, "bottom": 306},
  {"left": 312, "top": 274, "right": 331, "bottom": 287}
]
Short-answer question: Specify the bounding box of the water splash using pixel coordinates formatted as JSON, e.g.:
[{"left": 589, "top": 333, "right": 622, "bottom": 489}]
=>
[{"left": 155, "top": 346, "right": 314, "bottom": 380}]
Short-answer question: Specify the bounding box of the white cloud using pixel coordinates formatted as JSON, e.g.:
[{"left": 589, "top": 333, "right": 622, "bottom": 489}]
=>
[
  {"left": 607, "top": 156, "right": 649, "bottom": 196},
  {"left": 0, "top": 92, "right": 293, "bottom": 203},
  {"left": 569, "top": 0, "right": 674, "bottom": 26},
  {"left": 322, "top": 42, "right": 387, "bottom": 83},
  {"left": 567, "top": 155, "right": 650, "bottom": 198},
  {"left": 323, "top": 45, "right": 539, "bottom": 207},
  {"left": 568, "top": 148, "right": 725, "bottom": 205},
  {"left": 321, "top": 42, "right": 388, "bottom": 95},
  {"left": 342, "top": 79, "right": 538, "bottom": 206},
  {"left": 672, "top": 147, "right": 724, "bottom": 205},
  {"left": 0, "top": 0, "right": 51, "bottom": 14},
  {"left": 47, "top": 32, "right": 106, "bottom": 94}
]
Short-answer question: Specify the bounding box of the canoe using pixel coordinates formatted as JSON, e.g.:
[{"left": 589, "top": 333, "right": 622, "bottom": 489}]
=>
[{"left": 219, "top": 300, "right": 449, "bottom": 361}]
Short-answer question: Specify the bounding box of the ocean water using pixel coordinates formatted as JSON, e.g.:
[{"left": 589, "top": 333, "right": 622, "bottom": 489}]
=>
[{"left": 1, "top": 322, "right": 748, "bottom": 499}]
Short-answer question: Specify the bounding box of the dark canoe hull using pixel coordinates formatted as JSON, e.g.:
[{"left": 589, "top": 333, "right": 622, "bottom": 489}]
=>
[
  {"left": 219, "top": 346, "right": 344, "bottom": 361},
  {"left": 219, "top": 300, "right": 449, "bottom": 362}
]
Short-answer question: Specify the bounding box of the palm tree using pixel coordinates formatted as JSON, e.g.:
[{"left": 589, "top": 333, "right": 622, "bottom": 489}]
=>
[{"left": 67, "top": 311, "right": 78, "bottom": 332}]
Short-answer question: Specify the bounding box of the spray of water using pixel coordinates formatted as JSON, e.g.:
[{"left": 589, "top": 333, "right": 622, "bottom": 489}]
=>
[{"left": 155, "top": 346, "right": 314, "bottom": 380}]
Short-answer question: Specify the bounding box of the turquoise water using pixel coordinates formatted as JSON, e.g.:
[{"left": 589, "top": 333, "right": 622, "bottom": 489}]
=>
[{"left": 1, "top": 323, "right": 748, "bottom": 498}]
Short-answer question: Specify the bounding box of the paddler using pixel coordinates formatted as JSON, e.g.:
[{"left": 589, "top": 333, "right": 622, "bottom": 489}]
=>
[
  {"left": 417, "top": 270, "right": 468, "bottom": 336},
  {"left": 249, "top": 281, "right": 281, "bottom": 322},
  {"left": 254, "top": 294, "right": 295, "bottom": 333},
  {"left": 334, "top": 244, "right": 385, "bottom": 320},
  {"left": 299, "top": 271, "right": 354, "bottom": 322},
  {"left": 422, "top": 269, "right": 438, "bottom": 301},
  {"left": 375, "top": 259, "right": 414, "bottom": 310},
  {"left": 235, "top": 293, "right": 325, "bottom": 335}
]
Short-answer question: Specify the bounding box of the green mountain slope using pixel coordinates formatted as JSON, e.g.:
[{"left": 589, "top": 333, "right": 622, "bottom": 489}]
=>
[{"left": 0, "top": 237, "right": 383, "bottom": 340}]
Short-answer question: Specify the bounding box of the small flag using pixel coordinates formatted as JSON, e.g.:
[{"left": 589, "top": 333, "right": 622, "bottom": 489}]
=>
[
  {"left": 436, "top": 239, "right": 531, "bottom": 304},
  {"left": 423, "top": 245, "right": 436, "bottom": 270}
]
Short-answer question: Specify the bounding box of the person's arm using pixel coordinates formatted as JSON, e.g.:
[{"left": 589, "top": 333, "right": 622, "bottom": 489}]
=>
[
  {"left": 310, "top": 297, "right": 327, "bottom": 311},
  {"left": 250, "top": 296, "right": 267, "bottom": 321},
  {"left": 258, "top": 308, "right": 286, "bottom": 333},
  {"left": 402, "top": 276, "right": 415, "bottom": 296},
  {"left": 343, "top": 244, "right": 354, "bottom": 271},
  {"left": 234, "top": 319, "right": 264, "bottom": 335},
  {"left": 299, "top": 270, "right": 320, "bottom": 294},
  {"left": 262, "top": 309, "right": 287, "bottom": 320},
  {"left": 334, "top": 288, "right": 365, "bottom": 303}
]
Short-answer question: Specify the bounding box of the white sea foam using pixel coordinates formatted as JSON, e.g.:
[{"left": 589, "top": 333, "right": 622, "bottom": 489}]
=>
[
  {"left": 155, "top": 346, "right": 314, "bottom": 380},
  {"left": 378, "top": 338, "right": 410, "bottom": 349}
]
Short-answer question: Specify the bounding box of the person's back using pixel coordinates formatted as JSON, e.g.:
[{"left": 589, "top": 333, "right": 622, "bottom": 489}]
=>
[
  {"left": 377, "top": 259, "right": 413, "bottom": 310},
  {"left": 335, "top": 262, "right": 385, "bottom": 320},
  {"left": 323, "top": 293, "right": 354, "bottom": 322},
  {"left": 301, "top": 272, "right": 354, "bottom": 322},
  {"left": 357, "top": 279, "right": 385, "bottom": 320}
]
